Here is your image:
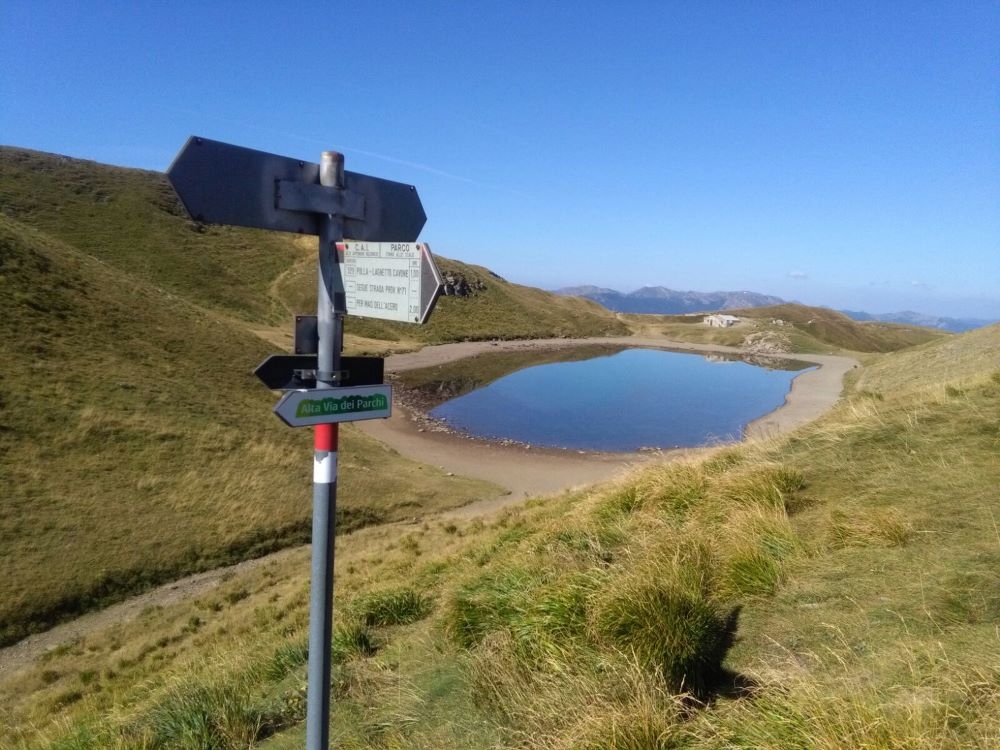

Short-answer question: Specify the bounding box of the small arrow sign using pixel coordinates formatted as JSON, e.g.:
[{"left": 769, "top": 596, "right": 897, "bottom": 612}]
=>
[
  {"left": 254, "top": 355, "right": 385, "bottom": 390},
  {"left": 339, "top": 242, "right": 444, "bottom": 324},
  {"left": 274, "top": 385, "right": 392, "bottom": 427},
  {"left": 167, "top": 137, "right": 426, "bottom": 241}
]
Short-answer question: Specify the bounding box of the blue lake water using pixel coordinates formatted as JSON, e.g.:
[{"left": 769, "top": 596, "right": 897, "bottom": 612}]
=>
[{"left": 429, "top": 348, "right": 813, "bottom": 452}]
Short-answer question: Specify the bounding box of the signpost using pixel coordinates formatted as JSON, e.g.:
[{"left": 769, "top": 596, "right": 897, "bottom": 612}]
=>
[{"left": 167, "top": 136, "right": 440, "bottom": 750}]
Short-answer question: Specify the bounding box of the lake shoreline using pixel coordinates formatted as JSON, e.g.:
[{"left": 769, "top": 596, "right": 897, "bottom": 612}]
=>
[
  {"left": 412, "top": 347, "right": 813, "bottom": 452},
  {"left": 359, "top": 337, "right": 858, "bottom": 502}
]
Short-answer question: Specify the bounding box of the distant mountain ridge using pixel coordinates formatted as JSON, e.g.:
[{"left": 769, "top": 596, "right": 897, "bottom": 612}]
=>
[
  {"left": 556, "top": 285, "right": 997, "bottom": 332},
  {"left": 840, "top": 309, "right": 996, "bottom": 334},
  {"left": 554, "top": 285, "right": 784, "bottom": 314}
]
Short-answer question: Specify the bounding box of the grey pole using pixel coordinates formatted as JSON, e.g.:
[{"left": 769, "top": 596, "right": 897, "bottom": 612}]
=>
[{"left": 306, "top": 150, "right": 346, "bottom": 750}]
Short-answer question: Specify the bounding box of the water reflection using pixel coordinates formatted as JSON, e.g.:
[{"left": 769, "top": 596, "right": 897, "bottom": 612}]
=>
[{"left": 427, "top": 348, "right": 814, "bottom": 452}]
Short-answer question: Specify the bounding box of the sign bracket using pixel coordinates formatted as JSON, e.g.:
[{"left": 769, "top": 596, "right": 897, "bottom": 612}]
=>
[{"left": 275, "top": 179, "right": 366, "bottom": 220}]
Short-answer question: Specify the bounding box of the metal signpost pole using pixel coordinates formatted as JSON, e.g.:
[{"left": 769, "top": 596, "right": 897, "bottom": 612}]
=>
[
  {"left": 306, "top": 151, "right": 345, "bottom": 750},
  {"left": 166, "top": 136, "right": 436, "bottom": 749}
]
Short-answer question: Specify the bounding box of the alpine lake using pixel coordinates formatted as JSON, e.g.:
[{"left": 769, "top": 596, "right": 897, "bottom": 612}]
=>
[{"left": 395, "top": 345, "right": 815, "bottom": 452}]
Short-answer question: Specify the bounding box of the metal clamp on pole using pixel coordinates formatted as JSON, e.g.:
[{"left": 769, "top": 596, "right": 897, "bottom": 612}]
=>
[{"left": 315, "top": 370, "right": 348, "bottom": 383}]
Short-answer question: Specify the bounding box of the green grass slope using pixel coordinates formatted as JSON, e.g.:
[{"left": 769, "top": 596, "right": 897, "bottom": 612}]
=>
[
  {"left": 0, "top": 213, "right": 498, "bottom": 646},
  {"left": 855, "top": 321, "right": 1000, "bottom": 393},
  {"left": 729, "top": 302, "right": 946, "bottom": 352},
  {"left": 621, "top": 302, "right": 946, "bottom": 354},
  {"left": 7, "top": 326, "right": 999, "bottom": 749},
  {"left": 4, "top": 144, "right": 994, "bottom": 748},
  {"left": 0, "top": 144, "right": 631, "bottom": 648},
  {"left": 0, "top": 146, "right": 305, "bottom": 323}
]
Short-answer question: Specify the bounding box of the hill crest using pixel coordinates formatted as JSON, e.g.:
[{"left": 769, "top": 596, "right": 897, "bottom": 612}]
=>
[{"left": 555, "top": 284, "right": 785, "bottom": 314}]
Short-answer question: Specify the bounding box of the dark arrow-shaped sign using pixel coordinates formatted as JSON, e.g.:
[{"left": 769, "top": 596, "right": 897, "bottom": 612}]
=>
[
  {"left": 254, "top": 355, "right": 384, "bottom": 391},
  {"left": 167, "top": 136, "right": 426, "bottom": 241}
]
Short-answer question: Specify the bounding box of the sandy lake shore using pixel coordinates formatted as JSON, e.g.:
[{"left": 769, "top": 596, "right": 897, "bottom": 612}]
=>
[{"left": 360, "top": 336, "right": 858, "bottom": 515}]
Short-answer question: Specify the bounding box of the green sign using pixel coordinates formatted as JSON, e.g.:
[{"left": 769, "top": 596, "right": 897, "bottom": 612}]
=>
[
  {"left": 295, "top": 392, "right": 388, "bottom": 418},
  {"left": 274, "top": 385, "right": 392, "bottom": 427}
]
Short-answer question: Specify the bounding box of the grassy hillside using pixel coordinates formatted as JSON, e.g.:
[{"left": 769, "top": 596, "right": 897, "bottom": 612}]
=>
[
  {"left": 728, "top": 303, "right": 947, "bottom": 352},
  {"left": 5, "top": 326, "right": 998, "bottom": 749},
  {"left": 3, "top": 146, "right": 923, "bottom": 356},
  {"left": 0, "top": 146, "right": 306, "bottom": 323},
  {"left": 855, "top": 321, "right": 1000, "bottom": 393},
  {"left": 623, "top": 302, "right": 946, "bottom": 354},
  {"left": 0, "top": 213, "right": 499, "bottom": 646}
]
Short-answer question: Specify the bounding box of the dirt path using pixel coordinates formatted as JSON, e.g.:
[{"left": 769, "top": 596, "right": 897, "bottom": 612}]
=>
[
  {"left": 0, "top": 337, "right": 856, "bottom": 675},
  {"left": 0, "top": 548, "right": 306, "bottom": 678}
]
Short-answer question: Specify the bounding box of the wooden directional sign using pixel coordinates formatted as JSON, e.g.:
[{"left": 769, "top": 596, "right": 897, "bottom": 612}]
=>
[
  {"left": 339, "top": 242, "right": 444, "bottom": 324},
  {"left": 254, "top": 355, "right": 384, "bottom": 390},
  {"left": 167, "top": 137, "right": 426, "bottom": 241},
  {"left": 274, "top": 385, "right": 392, "bottom": 427}
]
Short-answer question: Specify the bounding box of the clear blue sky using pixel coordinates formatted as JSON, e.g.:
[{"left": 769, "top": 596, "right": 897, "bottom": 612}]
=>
[{"left": 3, "top": 1, "right": 998, "bottom": 318}]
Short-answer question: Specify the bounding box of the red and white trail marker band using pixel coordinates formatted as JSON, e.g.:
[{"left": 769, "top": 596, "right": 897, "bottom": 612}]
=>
[{"left": 314, "top": 424, "right": 337, "bottom": 485}]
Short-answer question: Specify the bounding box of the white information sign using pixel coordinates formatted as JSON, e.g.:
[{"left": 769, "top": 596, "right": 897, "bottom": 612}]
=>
[{"left": 339, "top": 242, "right": 443, "bottom": 324}]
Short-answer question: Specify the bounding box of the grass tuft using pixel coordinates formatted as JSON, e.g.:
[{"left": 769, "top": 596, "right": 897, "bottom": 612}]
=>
[
  {"left": 446, "top": 568, "right": 596, "bottom": 664},
  {"left": 332, "top": 620, "right": 378, "bottom": 660},
  {"left": 355, "top": 587, "right": 434, "bottom": 627},
  {"left": 686, "top": 648, "right": 1000, "bottom": 750},
  {"left": 541, "top": 527, "right": 621, "bottom": 566},
  {"left": 717, "top": 506, "right": 802, "bottom": 598},
  {"left": 638, "top": 464, "right": 710, "bottom": 516},
  {"left": 700, "top": 447, "right": 746, "bottom": 475},
  {"left": 714, "top": 464, "right": 805, "bottom": 512},
  {"left": 447, "top": 569, "right": 537, "bottom": 649},
  {"left": 826, "top": 508, "right": 913, "bottom": 548},
  {"left": 468, "top": 633, "right": 685, "bottom": 749},
  {"left": 594, "top": 463, "right": 709, "bottom": 524},
  {"left": 591, "top": 541, "right": 740, "bottom": 698},
  {"left": 264, "top": 638, "right": 309, "bottom": 681},
  {"left": 594, "top": 485, "right": 644, "bottom": 522}
]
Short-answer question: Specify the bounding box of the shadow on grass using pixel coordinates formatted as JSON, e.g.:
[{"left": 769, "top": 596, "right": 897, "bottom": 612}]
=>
[{"left": 677, "top": 606, "right": 760, "bottom": 712}]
